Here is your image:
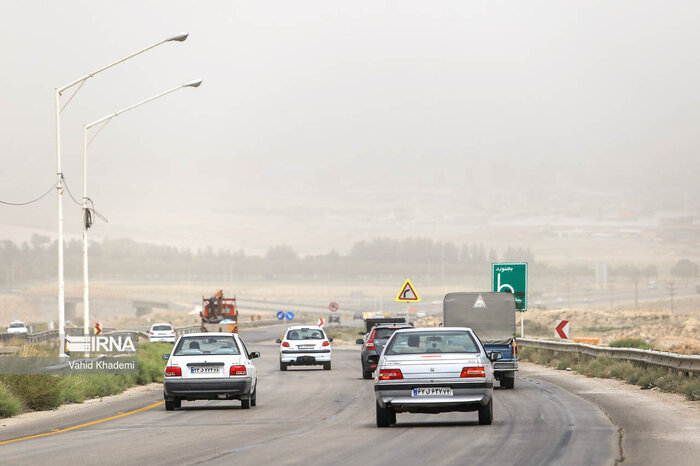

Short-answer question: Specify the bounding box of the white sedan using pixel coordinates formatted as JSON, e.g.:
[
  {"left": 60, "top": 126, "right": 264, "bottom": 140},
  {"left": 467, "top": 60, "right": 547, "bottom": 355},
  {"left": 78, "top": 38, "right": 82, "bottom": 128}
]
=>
[
  {"left": 163, "top": 332, "right": 259, "bottom": 410},
  {"left": 277, "top": 326, "right": 333, "bottom": 371},
  {"left": 7, "top": 320, "right": 28, "bottom": 335},
  {"left": 374, "top": 327, "right": 501, "bottom": 427},
  {"left": 148, "top": 323, "right": 176, "bottom": 343}
]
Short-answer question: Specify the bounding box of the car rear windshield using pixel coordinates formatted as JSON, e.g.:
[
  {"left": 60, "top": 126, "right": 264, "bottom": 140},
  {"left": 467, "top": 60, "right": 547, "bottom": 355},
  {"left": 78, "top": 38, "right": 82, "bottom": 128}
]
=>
[
  {"left": 9, "top": 323, "right": 25, "bottom": 328},
  {"left": 152, "top": 325, "right": 172, "bottom": 331},
  {"left": 173, "top": 336, "right": 240, "bottom": 356},
  {"left": 385, "top": 331, "right": 479, "bottom": 355},
  {"left": 373, "top": 328, "right": 401, "bottom": 339},
  {"left": 286, "top": 328, "right": 325, "bottom": 340}
]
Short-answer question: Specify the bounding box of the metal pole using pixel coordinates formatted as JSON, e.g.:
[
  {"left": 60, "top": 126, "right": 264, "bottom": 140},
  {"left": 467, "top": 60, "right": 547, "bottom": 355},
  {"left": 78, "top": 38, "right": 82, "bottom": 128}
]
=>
[
  {"left": 55, "top": 89, "right": 66, "bottom": 358},
  {"left": 521, "top": 312, "right": 524, "bottom": 338},
  {"left": 82, "top": 125, "right": 90, "bottom": 343}
]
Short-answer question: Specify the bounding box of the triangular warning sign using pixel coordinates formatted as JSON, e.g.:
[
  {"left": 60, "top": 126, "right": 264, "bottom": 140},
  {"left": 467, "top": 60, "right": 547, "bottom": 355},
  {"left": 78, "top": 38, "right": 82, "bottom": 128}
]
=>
[
  {"left": 395, "top": 279, "right": 421, "bottom": 302},
  {"left": 473, "top": 294, "right": 487, "bottom": 309}
]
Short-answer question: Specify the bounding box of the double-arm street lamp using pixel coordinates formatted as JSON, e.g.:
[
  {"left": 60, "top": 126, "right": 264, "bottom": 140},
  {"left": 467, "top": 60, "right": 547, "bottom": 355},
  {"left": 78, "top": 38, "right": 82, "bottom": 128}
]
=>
[
  {"left": 81, "top": 79, "right": 203, "bottom": 340},
  {"left": 55, "top": 33, "right": 188, "bottom": 357}
]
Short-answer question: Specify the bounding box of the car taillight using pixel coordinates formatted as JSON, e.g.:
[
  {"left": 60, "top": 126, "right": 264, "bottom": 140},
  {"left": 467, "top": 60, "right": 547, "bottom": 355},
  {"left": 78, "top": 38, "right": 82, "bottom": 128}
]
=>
[
  {"left": 322, "top": 340, "right": 330, "bottom": 347},
  {"left": 461, "top": 366, "right": 486, "bottom": 378},
  {"left": 282, "top": 341, "right": 290, "bottom": 347},
  {"left": 165, "top": 366, "right": 181, "bottom": 377},
  {"left": 230, "top": 365, "right": 247, "bottom": 376},
  {"left": 149, "top": 332, "right": 154, "bottom": 335},
  {"left": 378, "top": 369, "right": 403, "bottom": 380},
  {"left": 366, "top": 329, "right": 376, "bottom": 350},
  {"left": 170, "top": 331, "right": 175, "bottom": 335},
  {"left": 513, "top": 340, "right": 518, "bottom": 356}
]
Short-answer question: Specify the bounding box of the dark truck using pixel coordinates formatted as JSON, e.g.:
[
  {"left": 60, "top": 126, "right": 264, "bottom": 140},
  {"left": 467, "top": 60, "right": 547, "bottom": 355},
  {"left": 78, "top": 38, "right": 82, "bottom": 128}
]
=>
[{"left": 443, "top": 292, "right": 517, "bottom": 389}]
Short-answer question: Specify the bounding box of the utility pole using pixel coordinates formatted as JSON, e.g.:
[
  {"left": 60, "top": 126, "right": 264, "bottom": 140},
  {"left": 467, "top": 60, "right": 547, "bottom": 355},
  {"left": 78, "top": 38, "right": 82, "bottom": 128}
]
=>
[{"left": 669, "top": 282, "right": 675, "bottom": 313}]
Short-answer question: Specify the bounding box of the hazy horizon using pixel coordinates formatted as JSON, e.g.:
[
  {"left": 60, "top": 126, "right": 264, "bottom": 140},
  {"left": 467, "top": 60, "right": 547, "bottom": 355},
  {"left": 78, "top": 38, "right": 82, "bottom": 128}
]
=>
[{"left": 2, "top": 1, "right": 699, "bottom": 258}]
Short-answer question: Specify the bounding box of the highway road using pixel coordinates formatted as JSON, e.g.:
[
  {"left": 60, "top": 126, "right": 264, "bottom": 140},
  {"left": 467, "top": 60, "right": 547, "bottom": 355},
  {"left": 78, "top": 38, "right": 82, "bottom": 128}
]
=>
[{"left": 1, "top": 325, "right": 697, "bottom": 466}]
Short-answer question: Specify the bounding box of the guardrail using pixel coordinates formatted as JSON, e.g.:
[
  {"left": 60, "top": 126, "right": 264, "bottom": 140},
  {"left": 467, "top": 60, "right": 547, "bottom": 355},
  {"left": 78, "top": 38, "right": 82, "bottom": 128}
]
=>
[{"left": 519, "top": 338, "right": 700, "bottom": 374}]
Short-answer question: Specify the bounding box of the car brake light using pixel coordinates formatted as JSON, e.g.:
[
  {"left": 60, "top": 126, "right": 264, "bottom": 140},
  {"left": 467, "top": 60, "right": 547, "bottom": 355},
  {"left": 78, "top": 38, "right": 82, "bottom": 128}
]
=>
[
  {"left": 513, "top": 340, "right": 518, "bottom": 357},
  {"left": 460, "top": 366, "right": 486, "bottom": 378},
  {"left": 165, "top": 366, "right": 181, "bottom": 377},
  {"left": 366, "top": 329, "right": 376, "bottom": 351},
  {"left": 378, "top": 369, "right": 403, "bottom": 380},
  {"left": 282, "top": 341, "right": 290, "bottom": 347},
  {"left": 230, "top": 365, "right": 247, "bottom": 376},
  {"left": 322, "top": 340, "right": 330, "bottom": 347},
  {"left": 149, "top": 332, "right": 154, "bottom": 335}
]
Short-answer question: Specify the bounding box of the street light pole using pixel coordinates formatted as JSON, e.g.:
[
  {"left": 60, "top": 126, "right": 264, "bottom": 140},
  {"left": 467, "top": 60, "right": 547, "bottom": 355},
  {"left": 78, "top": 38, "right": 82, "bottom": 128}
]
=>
[
  {"left": 54, "top": 33, "right": 188, "bottom": 357},
  {"left": 82, "top": 79, "right": 203, "bottom": 340}
]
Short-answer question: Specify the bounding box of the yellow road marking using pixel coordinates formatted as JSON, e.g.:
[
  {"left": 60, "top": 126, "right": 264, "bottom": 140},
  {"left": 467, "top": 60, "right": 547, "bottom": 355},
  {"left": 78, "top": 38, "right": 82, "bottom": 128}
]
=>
[{"left": 0, "top": 401, "right": 164, "bottom": 446}]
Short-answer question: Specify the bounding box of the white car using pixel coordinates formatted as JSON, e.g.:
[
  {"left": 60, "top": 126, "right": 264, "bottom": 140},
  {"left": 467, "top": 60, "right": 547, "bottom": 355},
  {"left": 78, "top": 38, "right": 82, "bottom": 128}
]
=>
[
  {"left": 163, "top": 332, "right": 259, "bottom": 410},
  {"left": 148, "top": 323, "right": 176, "bottom": 343},
  {"left": 277, "top": 325, "right": 333, "bottom": 371},
  {"left": 7, "top": 320, "right": 28, "bottom": 335},
  {"left": 374, "top": 327, "right": 500, "bottom": 427}
]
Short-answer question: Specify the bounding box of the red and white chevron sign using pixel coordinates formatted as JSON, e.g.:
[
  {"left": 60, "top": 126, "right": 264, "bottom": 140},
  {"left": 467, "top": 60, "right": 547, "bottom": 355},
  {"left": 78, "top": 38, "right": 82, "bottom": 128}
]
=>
[
  {"left": 555, "top": 320, "right": 570, "bottom": 339},
  {"left": 317, "top": 317, "right": 325, "bottom": 327}
]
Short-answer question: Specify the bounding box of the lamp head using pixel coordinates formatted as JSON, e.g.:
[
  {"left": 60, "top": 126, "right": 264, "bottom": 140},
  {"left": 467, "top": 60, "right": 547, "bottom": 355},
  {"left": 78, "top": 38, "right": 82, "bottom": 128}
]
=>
[
  {"left": 184, "top": 79, "right": 203, "bottom": 88},
  {"left": 166, "top": 33, "right": 189, "bottom": 42}
]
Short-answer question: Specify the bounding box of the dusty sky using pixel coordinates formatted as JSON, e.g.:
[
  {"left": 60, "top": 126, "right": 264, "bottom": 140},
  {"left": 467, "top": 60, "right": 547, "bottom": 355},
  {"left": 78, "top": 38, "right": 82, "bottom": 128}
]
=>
[{"left": 1, "top": 1, "right": 699, "bottom": 254}]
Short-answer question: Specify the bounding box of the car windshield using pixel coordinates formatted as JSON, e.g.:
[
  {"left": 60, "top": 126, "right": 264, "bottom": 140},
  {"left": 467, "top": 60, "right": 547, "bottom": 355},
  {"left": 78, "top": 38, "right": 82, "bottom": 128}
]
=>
[
  {"left": 286, "top": 328, "right": 325, "bottom": 340},
  {"left": 152, "top": 325, "right": 172, "bottom": 331},
  {"left": 385, "top": 331, "right": 479, "bottom": 355},
  {"left": 9, "top": 323, "right": 24, "bottom": 328},
  {"left": 173, "top": 336, "right": 240, "bottom": 356}
]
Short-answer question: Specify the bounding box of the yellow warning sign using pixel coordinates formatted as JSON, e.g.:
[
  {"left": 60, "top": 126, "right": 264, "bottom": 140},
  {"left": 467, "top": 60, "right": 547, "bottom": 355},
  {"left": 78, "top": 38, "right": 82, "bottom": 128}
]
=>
[{"left": 395, "top": 278, "right": 421, "bottom": 302}]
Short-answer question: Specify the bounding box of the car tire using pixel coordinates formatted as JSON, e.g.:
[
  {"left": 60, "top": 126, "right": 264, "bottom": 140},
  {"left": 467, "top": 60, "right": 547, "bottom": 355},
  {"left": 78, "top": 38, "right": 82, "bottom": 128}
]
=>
[
  {"left": 500, "top": 373, "right": 515, "bottom": 389},
  {"left": 173, "top": 398, "right": 181, "bottom": 409},
  {"left": 478, "top": 398, "right": 493, "bottom": 425},
  {"left": 241, "top": 398, "right": 251, "bottom": 409},
  {"left": 376, "top": 402, "right": 393, "bottom": 428},
  {"left": 323, "top": 361, "right": 331, "bottom": 371},
  {"left": 280, "top": 361, "right": 287, "bottom": 371},
  {"left": 251, "top": 386, "right": 257, "bottom": 407},
  {"left": 165, "top": 400, "right": 175, "bottom": 411},
  {"left": 362, "top": 368, "right": 373, "bottom": 380}
]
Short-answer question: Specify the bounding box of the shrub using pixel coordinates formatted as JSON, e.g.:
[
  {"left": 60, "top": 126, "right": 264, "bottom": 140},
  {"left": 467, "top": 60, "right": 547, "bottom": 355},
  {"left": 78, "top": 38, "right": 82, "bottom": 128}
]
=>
[
  {"left": 0, "top": 381, "right": 21, "bottom": 418},
  {"left": 608, "top": 338, "right": 652, "bottom": 350}
]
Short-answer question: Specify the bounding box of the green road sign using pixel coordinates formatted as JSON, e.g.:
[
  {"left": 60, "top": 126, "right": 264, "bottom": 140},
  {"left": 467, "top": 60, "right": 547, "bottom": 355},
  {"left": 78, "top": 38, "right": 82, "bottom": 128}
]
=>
[{"left": 492, "top": 262, "right": 528, "bottom": 311}]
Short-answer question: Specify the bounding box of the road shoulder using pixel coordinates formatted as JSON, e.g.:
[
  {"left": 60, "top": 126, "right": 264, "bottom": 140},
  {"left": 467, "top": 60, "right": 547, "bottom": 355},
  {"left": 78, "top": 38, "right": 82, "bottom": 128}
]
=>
[{"left": 520, "top": 362, "right": 700, "bottom": 466}]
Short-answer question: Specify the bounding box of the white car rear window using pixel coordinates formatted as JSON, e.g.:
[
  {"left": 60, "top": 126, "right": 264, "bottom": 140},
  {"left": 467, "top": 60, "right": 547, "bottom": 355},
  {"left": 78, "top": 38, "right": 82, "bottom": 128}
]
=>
[
  {"left": 386, "top": 331, "right": 479, "bottom": 355},
  {"left": 174, "top": 336, "right": 240, "bottom": 356},
  {"left": 286, "top": 328, "right": 325, "bottom": 340}
]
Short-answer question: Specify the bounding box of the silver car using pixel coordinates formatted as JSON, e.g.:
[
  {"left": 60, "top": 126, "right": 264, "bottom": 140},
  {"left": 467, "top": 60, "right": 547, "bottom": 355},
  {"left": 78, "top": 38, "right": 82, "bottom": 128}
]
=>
[
  {"left": 373, "top": 327, "right": 501, "bottom": 427},
  {"left": 163, "top": 332, "right": 259, "bottom": 410}
]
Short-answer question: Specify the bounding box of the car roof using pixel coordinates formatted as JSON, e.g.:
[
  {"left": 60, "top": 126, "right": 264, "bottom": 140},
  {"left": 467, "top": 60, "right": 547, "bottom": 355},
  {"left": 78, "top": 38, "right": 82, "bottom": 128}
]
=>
[
  {"left": 285, "top": 325, "right": 324, "bottom": 330},
  {"left": 392, "top": 327, "right": 474, "bottom": 333},
  {"left": 150, "top": 322, "right": 173, "bottom": 327},
  {"left": 371, "top": 323, "right": 414, "bottom": 329},
  {"left": 179, "top": 332, "right": 238, "bottom": 338}
]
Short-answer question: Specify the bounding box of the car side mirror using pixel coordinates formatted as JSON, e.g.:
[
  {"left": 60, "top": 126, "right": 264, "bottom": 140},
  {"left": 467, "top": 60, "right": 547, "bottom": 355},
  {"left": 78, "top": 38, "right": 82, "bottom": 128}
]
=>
[
  {"left": 358, "top": 331, "right": 365, "bottom": 335},
  {"left": 355, "top": 339, "right": 364, "bottom": 344},
  {"left": 488, "top": 351, "right": 503, "bottom": 362},
  {"left": 249, "top": 351, "right": 260, "bottom": 359},
  {"left": 328, "top": 337, "right": 333, "bottom": 342},
  {"left": 162, "top": 354, "right": 169, "bottom": 360},
  {"left": 275, "top": 338, "right": 282, "bottom": 344}
]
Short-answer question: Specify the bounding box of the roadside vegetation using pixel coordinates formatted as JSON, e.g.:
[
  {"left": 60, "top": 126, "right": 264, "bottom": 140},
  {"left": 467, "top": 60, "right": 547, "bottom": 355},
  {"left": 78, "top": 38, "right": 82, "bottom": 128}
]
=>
[
  {"left": 0, "top": 342, "right": 170, "bottom": 418},
  {"left": 325, "top": 326, "right": 364, "bottom": 342},
  {"left": 520, "top": 347, "right": 700, "bottom": 401}
]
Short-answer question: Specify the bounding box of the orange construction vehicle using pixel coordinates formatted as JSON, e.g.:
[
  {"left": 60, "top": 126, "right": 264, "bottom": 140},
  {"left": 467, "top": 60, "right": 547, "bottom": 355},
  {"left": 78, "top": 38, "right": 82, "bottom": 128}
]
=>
[{"left": 200, "top": 289, "right": 239, "bottom": 333}]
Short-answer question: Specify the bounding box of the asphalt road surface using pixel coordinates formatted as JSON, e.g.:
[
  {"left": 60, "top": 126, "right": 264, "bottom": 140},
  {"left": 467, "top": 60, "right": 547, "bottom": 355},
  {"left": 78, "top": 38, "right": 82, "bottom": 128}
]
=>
[{"left": 1, "top": 325, "right": 696, "bottom": 466}]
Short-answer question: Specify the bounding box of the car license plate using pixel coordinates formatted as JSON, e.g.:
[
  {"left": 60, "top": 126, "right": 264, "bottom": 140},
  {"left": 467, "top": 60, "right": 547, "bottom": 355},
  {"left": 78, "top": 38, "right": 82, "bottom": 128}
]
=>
[
  {"left": 190, "top": 367, "right": 220, "bottom": 374},
  {"left": 412, "top": 387, "right": 453, "bottom": 396},
  {"left": 298, "top": 345, "right": 314, "bottom": 349}
]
